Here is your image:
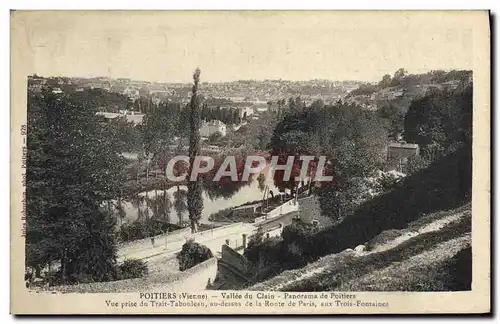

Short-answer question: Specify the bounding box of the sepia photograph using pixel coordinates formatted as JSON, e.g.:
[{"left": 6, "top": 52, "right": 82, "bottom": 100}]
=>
[{"left": 9, "top": 10, "right": 490, "bottom": 314}]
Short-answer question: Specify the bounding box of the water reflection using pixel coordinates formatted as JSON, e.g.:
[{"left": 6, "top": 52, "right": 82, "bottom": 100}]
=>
[
  {"left": 173, "top": 186, "right": 187, "bottom": 225},
  {"left": 121, "top": 175, "right": 277, "bottom": 225}
]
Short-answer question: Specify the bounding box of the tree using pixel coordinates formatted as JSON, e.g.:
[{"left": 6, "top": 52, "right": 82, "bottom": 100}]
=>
[
  {"left": 208, "top": 131, "right": 223, "bottom": 144},
  {"left": 390, "top": 68, "right": 408, "bottom": 86},
  {"left": 269, "top": 109, "right": 322, "bottom": 197},
  {"left": 147, "top": 192, "right": 172, "bottom": 220},
  {"left": 257, "top": 173, "right": 266, "bottom": 192},
  {"left": 175, "top": 103, "right": 190, "bottom": 147},
  {"left": 26, "top": 90, "right": 126, "bottom": 283},
  {"left": 378, "top": 74, "right": 392, "bottom": 89},
  {"left": 403, "top": 84, "right": 472, "bottom": 160},
  {"left": 394, "top": 68, "right": 407, "bottom": 79},
  {"left": 186, "top": 68, "right": 204, "bottom": 233},
  {"left": 377, "top": 102, "right": 405, "bottom": 139}
]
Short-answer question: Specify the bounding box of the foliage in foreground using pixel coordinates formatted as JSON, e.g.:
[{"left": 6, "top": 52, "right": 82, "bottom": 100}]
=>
[
  {"left": 117, "top": 259, "right": 149, "bottom": 280},
  {"left": 26, "top": 90, "right": 126, "bottom": 283}
]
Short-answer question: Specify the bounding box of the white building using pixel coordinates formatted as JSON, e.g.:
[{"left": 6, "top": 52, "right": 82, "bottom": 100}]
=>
[
  {"left": 96, "top": 111, "right": 144, "bottom": 125},
  {"left": 236, "top": 106, "right": 254, "bottom": 119},
  {"left": 200, "top": 120, "right": 227, "bottom": 137}
]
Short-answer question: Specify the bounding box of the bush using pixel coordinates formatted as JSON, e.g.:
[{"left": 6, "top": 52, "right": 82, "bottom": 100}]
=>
[
  {"left": 281, "top": 223, "right": 321, "bottom": 263},
  {"left": 244, "top": 230, "right": 282, "bottom": 266},
  {"left": 403, "top": 155, "right": 430, "bottom": 175},
  {"left": 243, "top": 229, "right": 265, "bottom": 263},
  {"left": 117, "top": 259, "right": 149, "bottom": 280},
  {"left": 243, "top": 234, "right": 285, "bottom": 283},
  {"left": 207, "top": 207, "right": 234, "bottom": 222},
  {"left": 177, "top": 240, "right": 213, "bottom": 271}
]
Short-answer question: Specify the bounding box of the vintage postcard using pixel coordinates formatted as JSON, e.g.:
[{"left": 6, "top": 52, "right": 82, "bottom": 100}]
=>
[{"left": 10, "top": 10, "right": 490, "bottom": 314}]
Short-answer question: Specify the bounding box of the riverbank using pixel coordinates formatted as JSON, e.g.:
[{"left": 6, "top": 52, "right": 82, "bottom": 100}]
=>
[{"left": 208, "top": 194, "right": 294, "bottom": 223}]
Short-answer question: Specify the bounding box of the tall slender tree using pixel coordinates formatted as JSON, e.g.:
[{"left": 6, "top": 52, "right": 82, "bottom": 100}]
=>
[{"left": 186, "top": 68, "right": 204, "bottom": 233}]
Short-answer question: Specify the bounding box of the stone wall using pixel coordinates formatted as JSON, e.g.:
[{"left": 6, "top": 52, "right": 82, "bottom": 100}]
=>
[
  {"left": 167, "top": 257, "right": 218, "bottom": 291},
  {"left": 262, "top": 224, "right": 283, "bottom": 239},
  {"left": 211, "top": 245, "right": 252, "bottom": 290}
]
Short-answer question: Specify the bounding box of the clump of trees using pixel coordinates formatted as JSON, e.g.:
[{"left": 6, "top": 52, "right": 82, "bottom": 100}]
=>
[
  {"left": 70, "top": 88, "right": 133, "bottom": 112},
  {"left": 349, "top": 83, "right": 378, "bottom": 96},
  {"left": 350, "top": 69, "right": 472, "bottom": 100},
  {"left": 201, "top": 105, "right": 243, "bottom": 125},
  {"left": 176, "top": 240, "right": 213, "bottom": 271},
  {"left": 26, "top": 89, "right": 127, "bottom": 283},
  {"left": 378, "top": 69, "right": 471, "bottom": 90},
  {"left": 403, "top": 84, "right": 472, "bottom": 164},
  {"left": 228, "top": 111, "right": 280, "bottom": 150},
  {"left": 269, "top": 99, "right": 389, "bottom": 222},
  {"left": 267, "top": 73, "right": 472, "bottom": 224}
]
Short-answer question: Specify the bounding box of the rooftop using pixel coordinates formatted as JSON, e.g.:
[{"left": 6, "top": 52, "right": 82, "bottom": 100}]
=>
[{"left": 388, "top": 142, "right": 419, "bottom": 149}]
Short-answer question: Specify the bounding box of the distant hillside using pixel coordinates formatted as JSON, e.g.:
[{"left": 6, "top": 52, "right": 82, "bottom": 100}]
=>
[
  {"left": 346, "top": 69, "right": 472, "bottom": 112},
  {"left": 349, "top": 69, "right": 471, "bottom": 97}
]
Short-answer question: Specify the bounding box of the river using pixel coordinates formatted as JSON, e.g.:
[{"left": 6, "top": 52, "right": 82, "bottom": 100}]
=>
[{"left": 121, "top": 175, "right": 279, "bottom": 225}]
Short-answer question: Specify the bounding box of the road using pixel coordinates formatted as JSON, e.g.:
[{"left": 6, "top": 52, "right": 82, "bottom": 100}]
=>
[
  {"left": 117, "top": 222, "right": 257, "bottom": 263},
  {"left": 257, "top": 211, "right": 297, "bottom": 231},
  {"left": 117, "top": 212, "right": 295, "bottom": 263}
]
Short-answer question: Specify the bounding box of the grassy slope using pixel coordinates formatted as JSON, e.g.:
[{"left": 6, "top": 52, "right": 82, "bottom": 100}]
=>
[
  {"left": 311, "top": 145, "right": 471, "bottom": 259},
  {"left": 250, "top": 205, "right": 471, "bottom": 291},
  {"left": 339, "top": 236, "right": 471, "bottom": 291}
]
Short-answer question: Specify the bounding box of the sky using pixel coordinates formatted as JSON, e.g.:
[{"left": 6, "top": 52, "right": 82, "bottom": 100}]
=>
[{"left": 12, "top": 11, "right": 475, "bottom": 83}]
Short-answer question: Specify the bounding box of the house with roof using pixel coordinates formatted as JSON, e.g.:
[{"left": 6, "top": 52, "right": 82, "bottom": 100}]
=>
[
  {"left": 386, "top": 142, "right": 420, "bottom": 172},
  {"left": 236, "top": 106, "right": 254, "bottom": 119},
  {"left": 96, "top": 111, "right": 144, "bottom": 125}
]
